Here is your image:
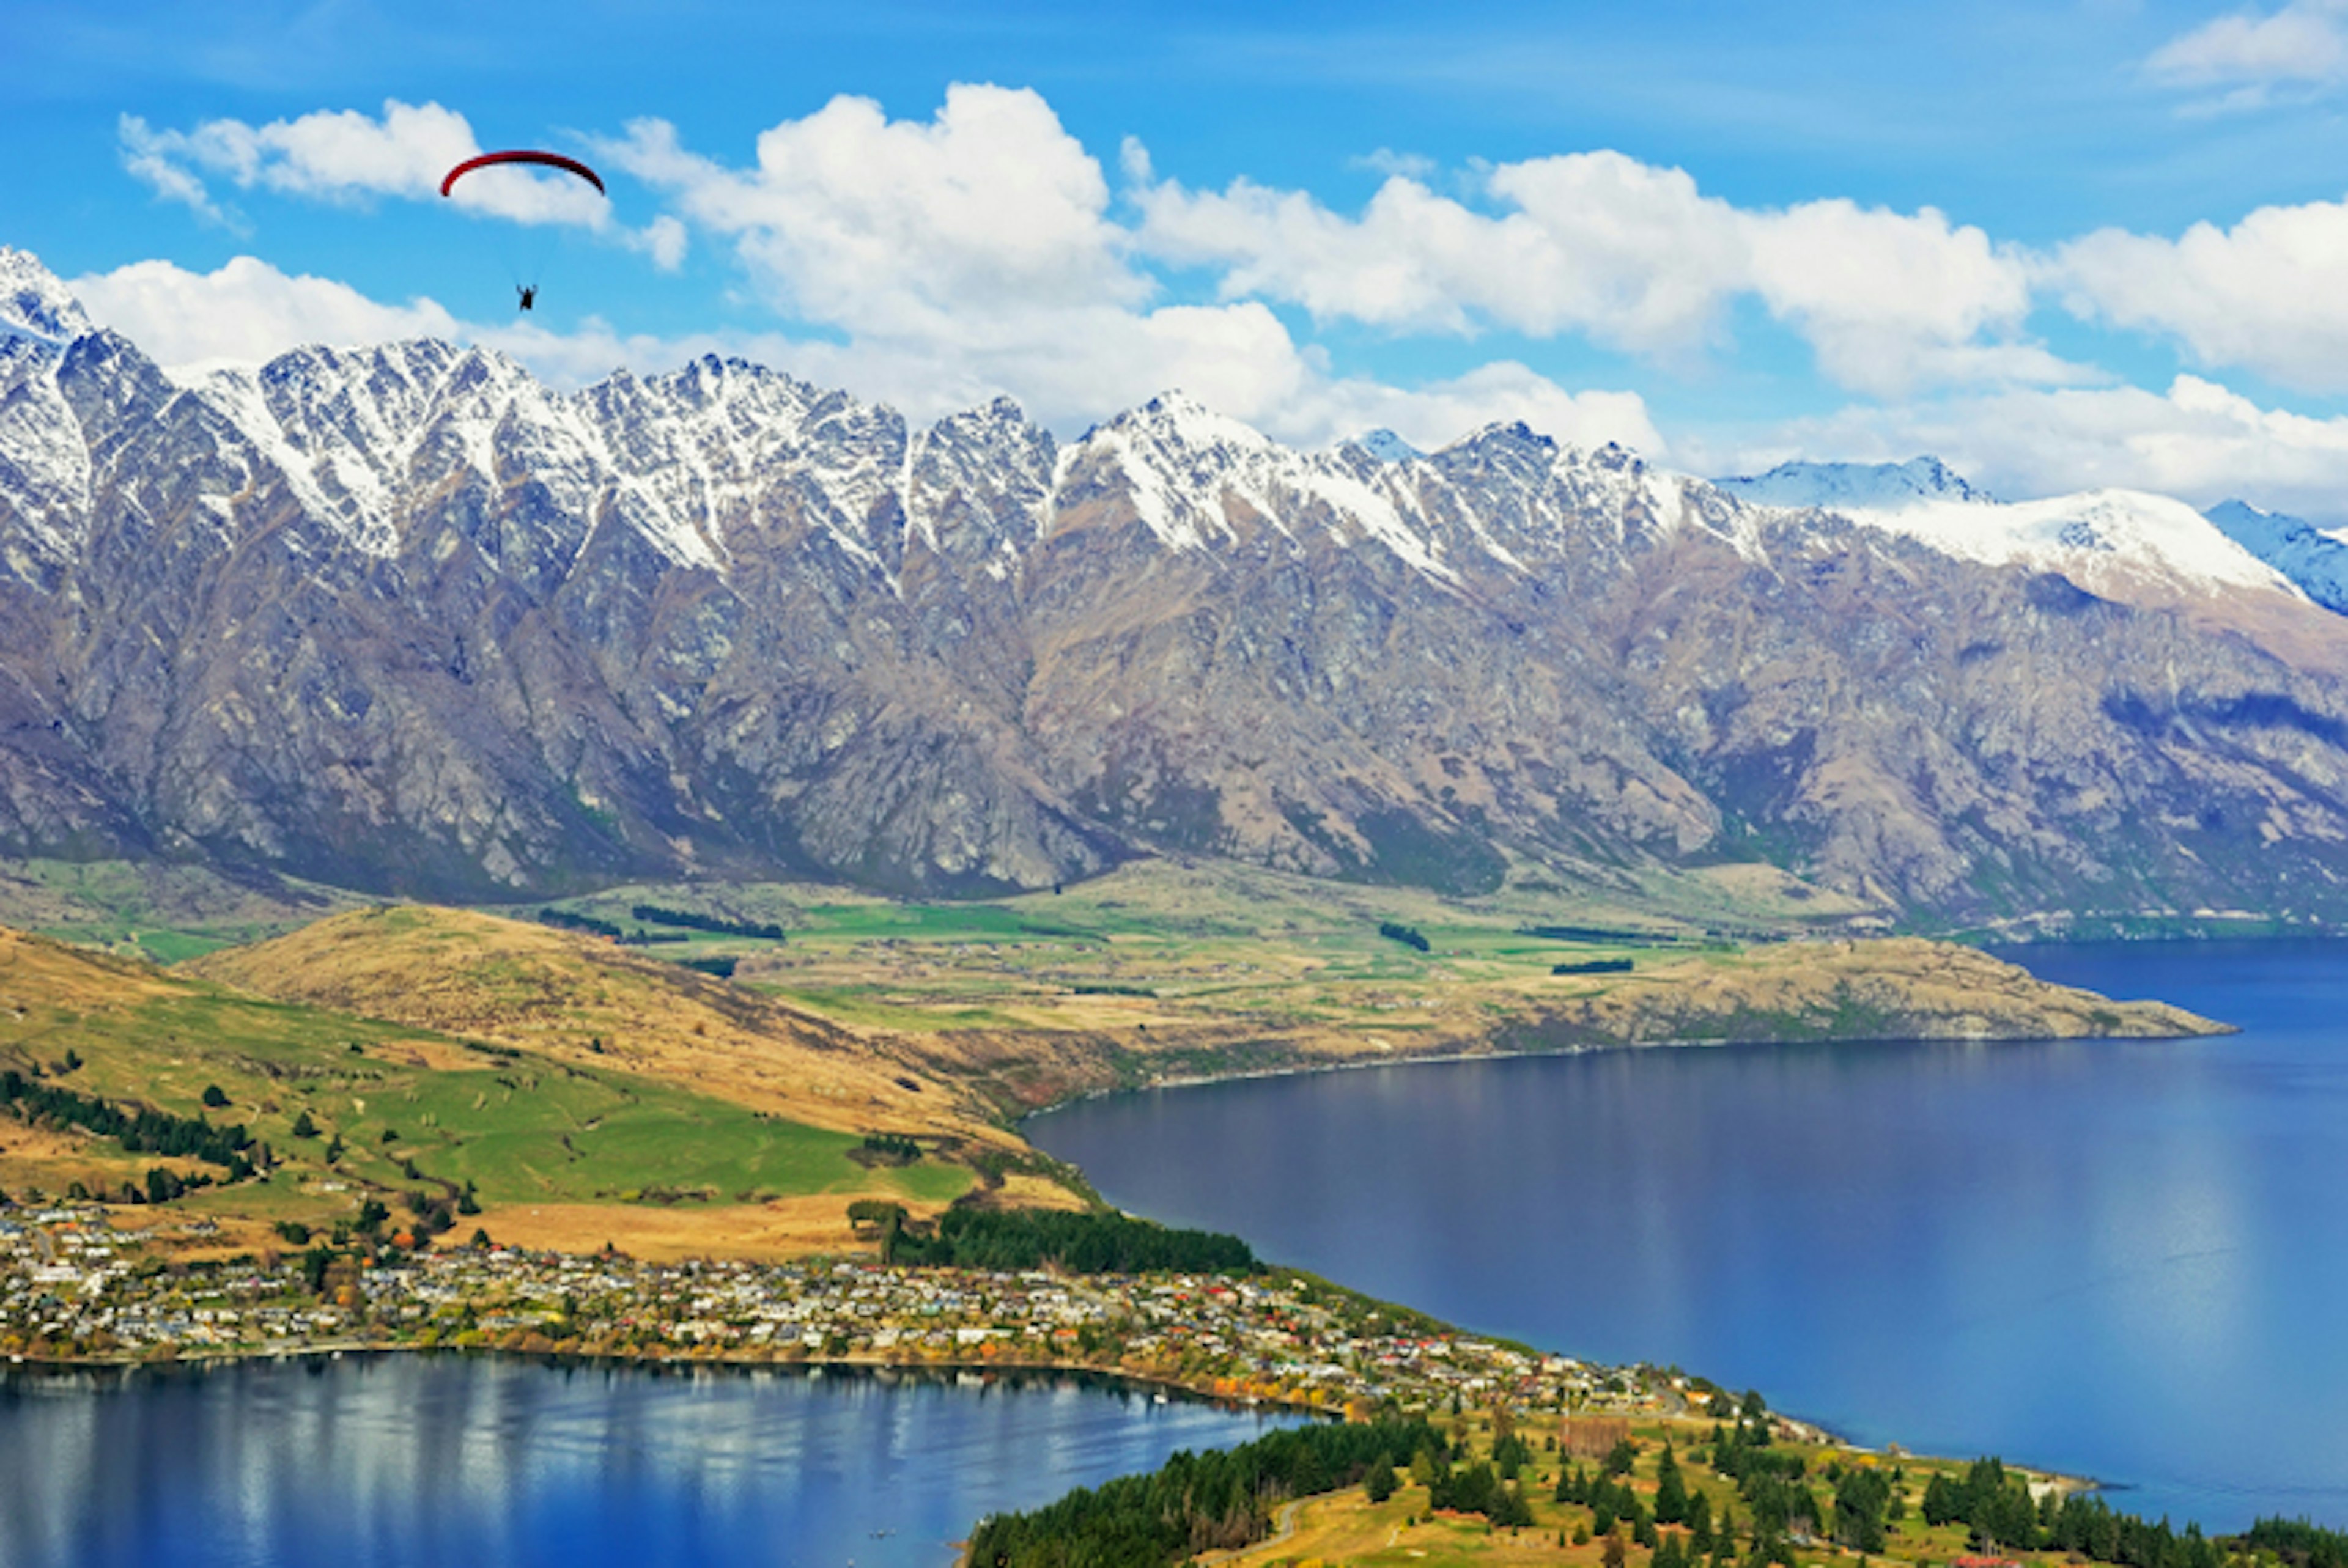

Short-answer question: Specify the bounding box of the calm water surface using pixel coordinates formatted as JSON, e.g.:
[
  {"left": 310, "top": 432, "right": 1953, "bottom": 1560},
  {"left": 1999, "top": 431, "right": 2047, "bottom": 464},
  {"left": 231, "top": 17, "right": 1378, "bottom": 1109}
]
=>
[
  {"left": 1031, "top": 938, "right": 2348, "bottom": 1531},
  {"left": 0, "top": 1356, "right": 1294, "bottom": 1567}
]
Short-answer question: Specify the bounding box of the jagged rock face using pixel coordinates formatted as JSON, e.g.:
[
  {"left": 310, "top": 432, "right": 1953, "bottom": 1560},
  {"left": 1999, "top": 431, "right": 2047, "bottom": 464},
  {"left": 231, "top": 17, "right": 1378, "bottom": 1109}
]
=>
[{"left": 7, "top": 246, "right": 2348, "bottom": 921}]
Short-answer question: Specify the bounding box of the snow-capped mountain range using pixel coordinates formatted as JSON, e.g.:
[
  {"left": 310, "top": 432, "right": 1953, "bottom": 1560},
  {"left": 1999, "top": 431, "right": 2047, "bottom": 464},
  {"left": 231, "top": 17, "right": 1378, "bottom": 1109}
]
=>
[
  {"left": 1713, "top": 456, "right": 2309, "bottom": 603},
  {"left": 6, "top": 243, "right": 2348, "bottom": 927}
]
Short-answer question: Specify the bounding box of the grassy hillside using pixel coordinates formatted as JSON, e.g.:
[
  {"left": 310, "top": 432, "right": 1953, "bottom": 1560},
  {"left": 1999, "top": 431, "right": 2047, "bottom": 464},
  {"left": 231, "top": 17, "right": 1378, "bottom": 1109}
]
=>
[
  {"left": 0, "top": 923, "right": 988, "bottom": 1259},
  {"left": 183, "top": 905, "right": 1021, "bottom": 1143},
  {"left": 519, "top": 861, "right": 2222, "bottom": 1115}
]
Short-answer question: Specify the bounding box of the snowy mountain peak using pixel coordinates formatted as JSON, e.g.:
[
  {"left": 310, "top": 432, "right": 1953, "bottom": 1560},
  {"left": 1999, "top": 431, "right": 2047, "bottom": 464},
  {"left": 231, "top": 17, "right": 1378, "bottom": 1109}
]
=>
[
  {"left": 0, "top": 246, "right": 92, "bottom": 347},
  {"left": 1121, "top": 389, "right": 1277, "bottom": 452},
  {"left": 1716, "top": 455, "right": 1992, "bottom": 511},
  {"left": 2207, "top": 499, "right": 2348, "bottom": 615},
  {"left": 1352, "top": 429, "right": 1422, "bottom": 463}
]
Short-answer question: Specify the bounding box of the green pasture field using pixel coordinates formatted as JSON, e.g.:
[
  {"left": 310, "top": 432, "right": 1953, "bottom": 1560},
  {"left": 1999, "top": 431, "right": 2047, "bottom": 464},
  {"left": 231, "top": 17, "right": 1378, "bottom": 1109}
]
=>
[
  {"left": 0, "top": 948, "right": 967, "bottom": 1218},
  {"left": 505, "top": 859, "right": 1765, "bottom": 1039}
]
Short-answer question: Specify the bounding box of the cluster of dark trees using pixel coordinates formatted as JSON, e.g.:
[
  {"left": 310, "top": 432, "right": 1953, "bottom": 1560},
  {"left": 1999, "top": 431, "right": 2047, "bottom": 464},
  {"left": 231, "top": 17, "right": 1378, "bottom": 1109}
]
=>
[
  {"left": 884, "top": 1206, "right": 1258, "bottom": 1275},
  {"left": 1519, "top": 925, "right": 1677, "bottom": 946},
  {"left": 2243, "top": 1518, "right": 2348, "bottom": 1568},
  {"left": 857, "top": 1133, "right": 922, "bottom": 1164},
  {"left": 1925, "top": 1457, "right": 2242, "bottom": 1568},
  {"left": 1707, "top": 1414, "right": 1831, "bottom": 1553},
  {"left": 1559, "top": 1446, "right": 1724, "bottom": 1558},
  {"left": 1378, "top": 921, "right": 1431, "bottom": 951},
  {"left": 1431, "top": 1460, "right": 1535, "bottom": 1526},
  {"left": 674, "top": 955, "right": 738, "bottom": 978},
  {"left": 62, "top": 1167, "right": 223, "bottom": 1205},
  {"left": 1552, "top": 957, "right": 1634, "bottom": 975},
  {"left": 631, "top": 905, "right": 786, "bottom": 941},
  {"left": 537, "top": 907, "right": 624, "bottom": 939},
  {"left": 966, "top": 1416, "right": 1438, "bottom": 1566},
  {"left": 536, "top": 906, "right": 780, "bottom": 954},
  {"left": 1, "top": 1069, "right": 255, "bottom": 1179}
]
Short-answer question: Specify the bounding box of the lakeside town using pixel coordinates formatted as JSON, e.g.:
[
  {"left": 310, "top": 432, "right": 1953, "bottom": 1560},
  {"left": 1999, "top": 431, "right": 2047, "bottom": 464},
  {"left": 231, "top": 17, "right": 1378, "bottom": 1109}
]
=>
[{"left": 0, "top": 1200, "right": 1704, "bottom": 1426}]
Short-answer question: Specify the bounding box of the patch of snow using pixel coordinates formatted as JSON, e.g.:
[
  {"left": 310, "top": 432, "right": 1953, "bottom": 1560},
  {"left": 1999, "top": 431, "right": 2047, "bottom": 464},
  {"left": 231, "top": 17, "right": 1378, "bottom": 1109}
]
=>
[
  {"left": 2207, "top": 499, "right": 2348, "bottom": 616},
  {"left": 0, "top": 339, "right": 92, "bottom": 559},
  {"left": 1077, "top": 392, "right": 1458, "bottom": 581},
  {"left": 1351, "top": 429, "right": 1422, "bottom": 463},
  {"left": 1850, "top": 489, "right": 2296, "bottom": 597},
  {"left": 1715, "top": 455, "right": 1992, "bottom": 512},
  {"left": 0, "top": 248, "right": 92, "bottom": 349}
]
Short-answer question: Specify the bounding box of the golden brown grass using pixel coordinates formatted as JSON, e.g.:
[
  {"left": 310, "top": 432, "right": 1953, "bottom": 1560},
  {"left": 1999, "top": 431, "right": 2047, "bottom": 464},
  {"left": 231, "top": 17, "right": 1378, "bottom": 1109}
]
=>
[{"left": 185, "top": 906, "right": 1025, "bottom": 1152}]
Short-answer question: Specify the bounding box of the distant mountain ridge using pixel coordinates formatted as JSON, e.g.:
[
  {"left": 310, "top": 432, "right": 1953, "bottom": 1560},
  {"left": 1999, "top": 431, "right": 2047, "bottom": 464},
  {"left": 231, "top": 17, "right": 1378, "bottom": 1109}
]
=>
[
  {"left": 2204, "top": 499, "right": 2348, "bottom": 617},
  {"left": 7, "top": 243, "right": 2348, "bottom": 929},
  {"left": 1715, "top": 455, "right": 1994, "bottom": 510}
]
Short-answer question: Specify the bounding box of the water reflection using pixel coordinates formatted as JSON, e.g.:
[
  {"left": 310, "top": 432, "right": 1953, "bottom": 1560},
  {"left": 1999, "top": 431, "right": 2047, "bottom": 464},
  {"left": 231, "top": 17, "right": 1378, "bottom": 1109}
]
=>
[{"left": 0, "top": 1356, "right": 1296, "bottom": 1568}]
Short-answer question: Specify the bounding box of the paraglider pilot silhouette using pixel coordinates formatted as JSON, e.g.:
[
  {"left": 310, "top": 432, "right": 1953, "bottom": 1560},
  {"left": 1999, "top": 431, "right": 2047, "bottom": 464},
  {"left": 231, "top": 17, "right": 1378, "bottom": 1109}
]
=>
[{"left": 439, "top": 150, "right": 607, "bottom": 311}]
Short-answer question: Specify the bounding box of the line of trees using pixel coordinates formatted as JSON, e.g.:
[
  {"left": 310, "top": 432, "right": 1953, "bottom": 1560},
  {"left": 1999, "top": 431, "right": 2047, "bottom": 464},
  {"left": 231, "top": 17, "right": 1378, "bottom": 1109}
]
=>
[
  {"left": 967, "top": 1416, "right": 1439, "bottom": 1566},
  {"left": 1924, "top": 1457, "right": 2234, "bottom": 1568},
  {"left": 537, "top": 907, "right": 624, "bottom": 939},
  {"left": 884, "top": 1207, "right": 1258, "bottom": 1275},
  {"left": 631, "top": 905, "right": 786, "bottom": 941},
  {"left": 1, "top": 1069, "right": 254, "bottom": 1179},
  {"left": 2242, "top": 1518, "right": 2348, "bottom": 1568},
  {"left": 1379, "top": 921, "right": 1431, "bottom": 951}
]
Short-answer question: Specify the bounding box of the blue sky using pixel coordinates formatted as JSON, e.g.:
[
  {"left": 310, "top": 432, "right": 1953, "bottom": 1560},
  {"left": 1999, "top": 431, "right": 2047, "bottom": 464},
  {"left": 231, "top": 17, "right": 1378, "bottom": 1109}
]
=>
[{"left": 13, "top": 0, "right": 2348, "bottom": 515}]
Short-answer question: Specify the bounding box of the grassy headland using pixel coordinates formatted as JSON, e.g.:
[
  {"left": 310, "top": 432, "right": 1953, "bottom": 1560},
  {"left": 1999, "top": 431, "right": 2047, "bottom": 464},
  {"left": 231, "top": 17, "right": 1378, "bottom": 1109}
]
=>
[
  {"left": 517, "top": 860, "right": 2222, "bottom": 1117},
  {"left": 0, "top": 859, "right": 2223, "bottom": 1260}
]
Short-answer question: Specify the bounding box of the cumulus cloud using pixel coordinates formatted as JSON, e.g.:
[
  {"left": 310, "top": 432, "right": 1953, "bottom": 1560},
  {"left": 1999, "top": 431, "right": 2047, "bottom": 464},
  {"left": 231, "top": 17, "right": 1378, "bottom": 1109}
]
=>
[
  {"left": 603, "top": 86, "right": 1143, "bottom": 338},
  {"left": 71, "top": 255, "right": 462, "bottom": 372},
  {"left": 66, "top": 253, "right": 792, "bottom": 388},
  {"left": 2146, "top": 1, "right": 2348, "bottom": 106},
  {"left": 1134, "top": 149, "right": 2062, "bottom": 397},
  {"left": 59, "top": 251, "right": 1652, "bottom": 457},
  {"left": 1298, "top": 363, "right": 1664, "bottom": 456},
  {"left": 118, "top": 100, "right": 643, "bottom": 237},
  {"left": 589, "top": 85, "right": 1661, "bottom": 447},
  {"left": 2049, "top": 199, "right": 2348, "bottom": 393},
  {"left": 114, "top": 81, "right": 2348, "bottom": 510}
]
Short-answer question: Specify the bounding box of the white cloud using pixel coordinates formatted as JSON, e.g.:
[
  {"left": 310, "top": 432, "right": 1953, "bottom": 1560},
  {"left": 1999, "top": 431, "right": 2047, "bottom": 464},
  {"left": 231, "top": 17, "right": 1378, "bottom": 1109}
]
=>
[
  {"left": 625, "top": 215, "right": 689, "bottom": 272},
  {"left": 120, "top": 82, "right": 2348, "bottom": 512},
  {"left": 1298, "top": 363, "right": 1664, "bottom": 456},
  {"left": 70, "top": 255, "right": 462, "bottom": 373},
  {"left": 592, "top": 85, "right": 1661, "bottom": 447},
  {"left": 1134, "top": 149, "right": 2061, "bottom": 397},
  {"left": 2146, "top": 1, "right": 2348, "bottom": 100},
  {"left": 59, "top": 251, "right": 1652, "bottom": 458},
  {"left": 604, "top": 86, "right": 1143, "bottom": 340},
  {"left": 1715, "top": 374, "right": 2348, "bottom": 523},
  {"left": 2052, "top": 197, "right": 2348, "bottom": 393},
  {"left": 118, "top": 100, "right": 627, "bottom": 233}
]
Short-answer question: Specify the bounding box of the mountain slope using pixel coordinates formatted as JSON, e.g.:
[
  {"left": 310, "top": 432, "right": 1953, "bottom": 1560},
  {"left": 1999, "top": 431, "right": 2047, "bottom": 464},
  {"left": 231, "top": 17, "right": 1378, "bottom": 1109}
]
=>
[
  {"left": 2207, "top": 499, "right": 2348, "bottom": 616},
  {"left": 9, "top": 246, "right": 2348, "bottom": 928}
]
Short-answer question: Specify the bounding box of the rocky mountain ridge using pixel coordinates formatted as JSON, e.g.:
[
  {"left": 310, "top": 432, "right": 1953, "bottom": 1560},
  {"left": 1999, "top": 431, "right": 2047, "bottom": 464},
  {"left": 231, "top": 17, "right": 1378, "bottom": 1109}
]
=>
[{"left": 8, "top": 245, "right": 2348, "bottom": 927}]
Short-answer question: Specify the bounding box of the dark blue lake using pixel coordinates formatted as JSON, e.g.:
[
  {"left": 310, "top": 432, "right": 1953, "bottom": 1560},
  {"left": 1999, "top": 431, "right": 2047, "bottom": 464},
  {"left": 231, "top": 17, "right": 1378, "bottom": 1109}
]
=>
[
  {"left": 0, "top": 1356, "right": 1294, "bottom": 1567},
  {"left": 1031, "top": 938, "right": 2348, "bottom": 1531}
]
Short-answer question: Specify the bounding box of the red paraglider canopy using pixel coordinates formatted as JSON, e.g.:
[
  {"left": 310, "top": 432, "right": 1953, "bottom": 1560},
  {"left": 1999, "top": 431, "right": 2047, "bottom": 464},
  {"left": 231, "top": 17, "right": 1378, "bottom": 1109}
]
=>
[{"left": 440, "top": 150, "right": 607, "bottom": 199}]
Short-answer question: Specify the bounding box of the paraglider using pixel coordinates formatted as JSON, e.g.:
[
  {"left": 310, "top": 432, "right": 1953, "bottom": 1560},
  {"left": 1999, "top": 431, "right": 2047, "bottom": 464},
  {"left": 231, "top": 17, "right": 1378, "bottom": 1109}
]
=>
[
  {"left": 438, "top": 150, "right": 606, "bottom": 199},
  {"left": 440, "top": 150, "right": 606, "bottom": 310}
]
